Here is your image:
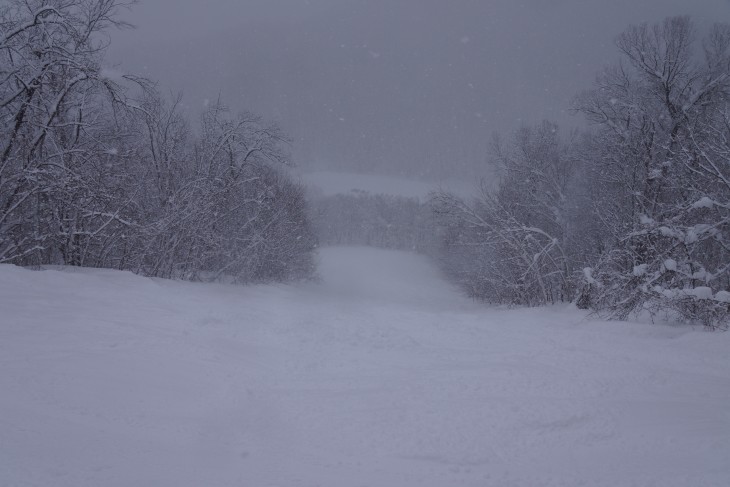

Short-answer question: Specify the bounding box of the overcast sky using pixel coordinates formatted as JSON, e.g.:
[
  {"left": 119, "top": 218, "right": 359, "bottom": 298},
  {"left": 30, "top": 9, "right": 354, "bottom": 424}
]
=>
[{"left": 108, "top": 0, "right": 730, "bottom": 180}]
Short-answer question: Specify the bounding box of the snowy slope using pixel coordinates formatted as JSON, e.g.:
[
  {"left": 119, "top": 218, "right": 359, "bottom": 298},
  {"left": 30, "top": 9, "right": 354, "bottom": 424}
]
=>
[{"left": 1, "top": 247, "right": 729, "bottom": 487}]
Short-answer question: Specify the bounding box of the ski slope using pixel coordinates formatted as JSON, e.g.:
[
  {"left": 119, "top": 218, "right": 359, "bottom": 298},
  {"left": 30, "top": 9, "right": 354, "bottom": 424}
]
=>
[{"left": 1, "top": 247, "right": 729, "bottom": 487}]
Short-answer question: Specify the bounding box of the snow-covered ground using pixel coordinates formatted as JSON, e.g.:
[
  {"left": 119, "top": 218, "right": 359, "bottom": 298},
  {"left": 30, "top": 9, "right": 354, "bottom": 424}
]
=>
[{"left": 1, "top": 247, "right": 729, "bottom": 487}]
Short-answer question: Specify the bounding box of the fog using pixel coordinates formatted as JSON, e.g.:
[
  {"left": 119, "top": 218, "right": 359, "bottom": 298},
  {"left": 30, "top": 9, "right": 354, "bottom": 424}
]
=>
[{"left": 108, "top": 0, "right": 729, "bottom": 180}]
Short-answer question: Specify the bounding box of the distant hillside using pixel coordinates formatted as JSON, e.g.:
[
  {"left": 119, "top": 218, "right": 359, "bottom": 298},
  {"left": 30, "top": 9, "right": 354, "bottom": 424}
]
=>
[{"left": 298, "top": 170, "right": 476, "bottom": 201}]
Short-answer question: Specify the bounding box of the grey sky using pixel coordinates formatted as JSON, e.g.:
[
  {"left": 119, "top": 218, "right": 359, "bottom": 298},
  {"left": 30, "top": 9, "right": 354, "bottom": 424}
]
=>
[{"left": 108, "top": 0, "right": 730, "bottom": 180}]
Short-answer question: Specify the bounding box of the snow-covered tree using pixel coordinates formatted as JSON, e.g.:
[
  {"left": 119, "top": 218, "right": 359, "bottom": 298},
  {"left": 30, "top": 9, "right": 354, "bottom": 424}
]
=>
[
  {"left": 128, "top": 99, "right": 317, "bottom": 282},
  {"left": 0, "top": 2, "right": 317, "bottom": 284},
  {"left": 0, "top": 0, "right": 136, "bottom": 265},
  {"left": 574, "top": 17, "right": 730, "bottom": 329},
  {"left": 432, "top": 122, "right": 579, "bottom": 305}
]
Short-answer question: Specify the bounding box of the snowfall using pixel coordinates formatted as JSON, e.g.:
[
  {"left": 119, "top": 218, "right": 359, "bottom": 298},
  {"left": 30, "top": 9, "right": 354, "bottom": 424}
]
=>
[{"left": 1, "top": 247, "right": 729, "bottom": 487}]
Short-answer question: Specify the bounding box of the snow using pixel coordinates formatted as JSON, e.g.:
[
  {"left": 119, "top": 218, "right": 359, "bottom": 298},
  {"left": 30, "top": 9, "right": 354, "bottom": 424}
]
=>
[
  {"left": 692, "top": 196, "right": 716, "bottom": 209},
  {"left": 658, "top": 226, "right": 683, "bottom": 239},
  {"left": 715, "top": 290, "right": 730, "bottom": 303},
  {"left": 663, "top": 258, "right": 678, "bottom": 271},
  {"left": 686, "top": 227, "right": 699, "bottom": 244},
  {"left": 582, "top": 266, "right": 596, "bottom": 284},
  {"left": 2, "top": 247, "right": 730, "bottom": 487},
  {"left": 686, "top": 286, "right": 714, "bottom": 300},
  {"left": 632, "top": 263, "right": 647, "bottom": 276},
  {"left": 639, "top": 213, "right": 655, "bottom": 225}
]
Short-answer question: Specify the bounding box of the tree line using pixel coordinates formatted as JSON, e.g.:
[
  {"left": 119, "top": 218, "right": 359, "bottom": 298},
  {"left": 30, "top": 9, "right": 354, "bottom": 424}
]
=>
[
  {"left": 309, "top": 190, "right": 437, "bottom": 253},
  {"left": 0, "top": 0, "right": 316, "bottom": 283},
  {"left": 432, "top": 16, "right": 730, "bottom": 329}
]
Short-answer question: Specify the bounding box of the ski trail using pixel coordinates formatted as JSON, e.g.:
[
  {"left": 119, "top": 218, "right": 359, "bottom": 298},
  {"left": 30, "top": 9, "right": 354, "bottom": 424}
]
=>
[{"left": 1, "top": 247, "right": 729, "bottom": 487}]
